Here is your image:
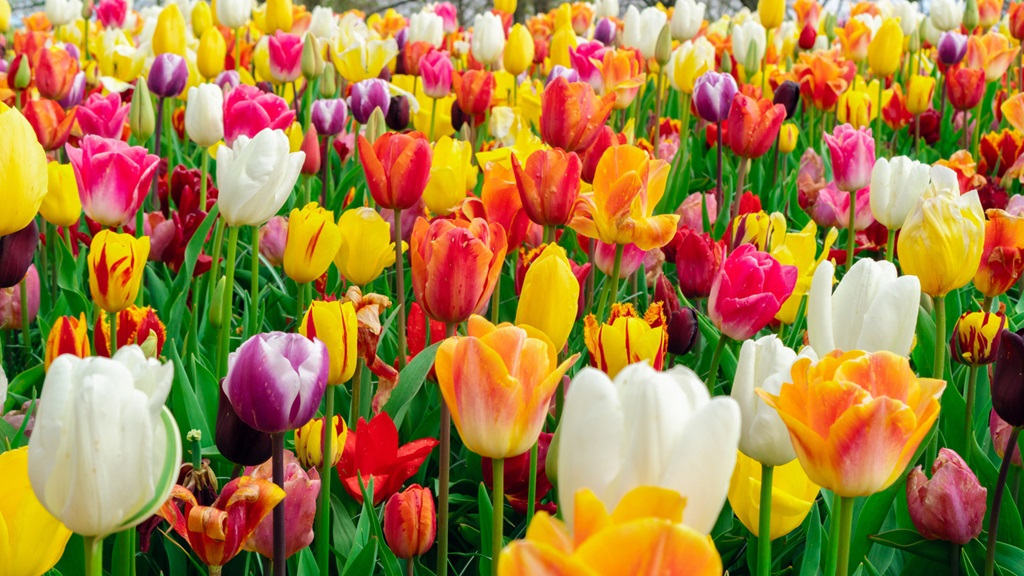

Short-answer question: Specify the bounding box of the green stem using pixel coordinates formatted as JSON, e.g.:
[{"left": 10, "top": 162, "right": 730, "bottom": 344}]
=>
[
  {"left": 595, "top": 244, "right": 624, "bottom": 321},
  {"left": 972, "top": 98, "right": 984, "bottom": 159},
  {"left": 395, "top": 208, "right": 407, "bottom": 370},
  {"left": 250, "top": 226, "right": 260, "bottom": 337},
  {"left": 933, "top": 295, "right": 946, "bottom": 380},
  {"left": 491, "top": 458, "right": 504, "bottom": 576},
  {"left": 836, "top": 496, "right": 855, "bottom": 576},
  {"left": 109, "top": 308, "right": 118, "bottom": 355},
  {"left": 526, "top": 442, "right": 538, "bottom": 527},
  {"left": 437, "top": 322, "right": 456, "bottom": 576},
  {"left": 965, "top": 365, "right": 979, "bottom": 465},
  {"left": 84, "top": 535, "right": 104, "bottom": 576},
  {"left": 207, "top": 219, "right": 226, "bottom": 310},
  {"left": 875, "top": 80, "right": 884, "bottom": 156},
  {"left": 297, "top": 282, "right": 307, "bottom": 327},
  {"left": 199, "top": 150, "right": 209, "bottom": 210},
  {"left": 652, "top": 71, "right": 664, "bottom": 155},
  {"left": 706, "top": 336, "right": 727, "bottom": 394},
  {"left": 885, "top": 228, "right": 896, "bottom": 263},
  {"left": 985, "top": 426, "right": 1020, "bottom": 576},
  {"left": 758, "top": 464, "right": 774, "bottom": 576},
  {"left": 429, "top": 97, "right": 438, "bottom": 142},
  {"left": 272, "top": 433, "right": 286, "bottom": 576},
  {"left": 846, "top": 190, "right": 857, "bottom": 270},
  {"left": 19, "top": 278, "right": 30, "bottom": 353},
  {"left": 825, "top": 497, "right": 840, "bottom": 576},
  {"left": 218, "top": 226, "right": 240, "bottom": 378},
  {"left": 235, "top": 27, "right": 242, "bottom": 73},
  {"left": 151, "top": 97, "right": 164, "bottom": 210},
  {"left": 351, "top": 357, "right": 363, "bottom": 424},
  {"left": 316, "top": 388, "right": 335, "bottom": 576},
  {"left": 491, "top": 265, "right": 502, "bottom": 324}
]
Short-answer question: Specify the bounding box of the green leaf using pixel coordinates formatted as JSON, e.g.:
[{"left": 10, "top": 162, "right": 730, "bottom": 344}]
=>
[
  {"left": 478, "top": 482, "right": 494, "bottom": 576},
  {"left": 340, "top": 538, "right": 378, "bottom": 576},
  {"left": 382, "top": 343, "right": 440, "bottom": 428},
  {"left": 166, "top": 345, "right": 212, "bottom": 443},
  {"left": 869, "top": 529, "right": 952, "bottom": 565},
  {"left": 164, "top": 207, "right": 219, "bottom": 340},
  {"left": 849, "top": 480, "right": 902, "bottom": 571},
  {"left": 799, "top": 502, "right": 823, "bottom": 576},
  {"left": 4, "top": 364, "right": 43, "bottom": 412}
]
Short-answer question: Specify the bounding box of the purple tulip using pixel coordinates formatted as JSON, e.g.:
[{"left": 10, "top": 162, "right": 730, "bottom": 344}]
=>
[
  {"left": 215, "top": 70, "right": 242, "bottom": 92},
  {"left": 693, "top": 71, "right": 738, "bottom": 123},
  {"left": 0, "top": 221, "right": 40, "bottom": 288},
  {"left": 594, "top": 18, "right": 617, "bottom": 46},
  {"left": 545, "top": 65, "right": 580, "bottom": 86},
  {"left": 58, "top": 71, "right": 86, "bottom": 109},
  {"left": 148, "top": 53, "right": 189, "bottom": 99},
  {"left": 311, "top": 98, "right": 348, "bottom": 136},
  {"left": 223, "top": 332, "right": 329, "bottom": 434},
  {"left": 348, "top": 78, "right": 392, "bottom": 124},
  {"left": 938, "top": 32, "right": 968, "bottom": 67}
]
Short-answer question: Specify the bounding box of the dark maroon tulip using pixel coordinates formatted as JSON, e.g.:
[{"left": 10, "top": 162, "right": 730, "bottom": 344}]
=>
[
  {"left": 0, "top": 221, "right": 39, "bottom": 288},
  {"left": 773, "top": 80, "right": 800, "bottom": 119},
  {"left": 215, "top": 386, "right": 273, "bottom": 466},
  {"left": 654, "top": 274, "right": 700, "bottom": 356},
  {"left": 993, "top": 328, "right": 1024, "bottom": 426}
]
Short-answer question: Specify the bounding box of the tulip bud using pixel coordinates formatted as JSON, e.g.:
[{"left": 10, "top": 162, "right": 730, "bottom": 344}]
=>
[
  {"left": 385, "top": 95, "right": 410, "bottom": 132},
  {"left": 192, "top": 1, "right": 212, "bottom": 36},
  {"left": 81, "top": 0, "right": 92, "bottom": 19},
  {"left": 320, "top": 68, "right": 337, "bottom": 99},
  {"left": 0, "top": 221, "right": 40, "bottom": 288},
  {"left": 779, "top": 124, "right": 799, "bottom": 154},
  {"left": 938, "top": 32, "right": 968, "bottom": 66},
  {"left": 773, "top": 80, "right": 800, "bottom": 119},
  {"left": 210, "top": 276, "right": 226, "bottom": 327},
  {"left": 148, "top": 53, "right": 189, "bottom": 98},
  {"left": 140, "top": 330, "right": 160, "bottom": 359},
  {"left": 301, "top": 34, "right": 324, "bottom": 80},
  {"left": 365, "top": 107, "right": 387, "bottom": 143},
  {"left": 300, "top": 126, "right": 321, "bottom": 175},
  {"left": 798, "top": 24, "right": 817, "bottom": 50},
  {"left": 824, "top": 13, "right": 837, "bottom": 42},
  {"left": 594, "top": 17, "right": 617, "bottom": 45},
  {"left": 11, "top": 53, "right": 31, "bottom": 91},
  {"left": 655, "top": 23, "right": 672, "bottom": 67},
  {"left": 908, "top": 29, "right": 922, "bottom": 53},
  {"left": 951, "top": 310, "right": 1005, "bottom": 367},
  {"left": 294, "top": 415, "right": 348, "bottom": 468},
  {"left": 963, "top": 0, "right": 979, "bottom": 31},
  {"left": 44, "top": 313, "right": 91, "bottom": 370},
  {"left": 259, "top": 216, "right": 289, "bottom": 267},
  {"left": 907, "top": 448, "right": 987, "bottom": 544},
  {"left": 215, "top": 386, "right": 273, "bottom": 466},
  {"left": 992, "top": 328, "right": 1024, "bottom": 426},
  {"left": 720, "top": 52, "right": 732, "bottom": 73},
  {"left": 693, "top": 71, "right": 738, "bottom": 123},
  {"left": 383, "top": 485, "right": 437, "bottom": 559}
]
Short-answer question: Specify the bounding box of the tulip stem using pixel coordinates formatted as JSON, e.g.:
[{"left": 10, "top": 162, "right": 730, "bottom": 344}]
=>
[
  {"left": 317, "top": 388, "right": 335, "bottom": 576},
  {"left": 835, "top": 496, "right": 855, "bottom": 576},
  {"left": 84, "top": 535, "right": 104, "bottom": 576},
  {"left": 406, "top": 558, "right": 415, "bottom": 576},
  {"left": 732, "top": 159, "right": 749, "bottom": 221},
  {"left": 875, "top": 81, "right": 884, "bottom": 157},
  {"left": 109, "top": 309, "right": 117, "bottom": 355},
  {"left": 715, "top": 120, "right": 724, "bottom": 225},
  {"left": 933, "top": 295, "right": 946, "bottom": 381},
  {"left": 429, "top": 97, "right": 438, "bottom": 142},
  {"left": 199, "top": 150, "right": 209, "bottom": 210},
  {"left": 972, "top": 99, "right": 984, "bottom": 159},
  {"left": 250, "top": 226, "right": 260, "bottom": 337},
  {"left": 151, "top": 96, "right": 165, "bottom": 211},
  {"left": 965, "top": 365, "right": 979, "bottom": 465},
  {"left": 491, "top": 458, "right": 504, "bottom": 576},
  {"left": 985, "top": 426, "right": 1020, "bottom": 576},
  {"left": 846, "top": 190, "right": 856, "bottom": 271},
  {"left": 395, "top": 208, "right": 407, "bottom": 370},
  {"left": 235, "top": 27, "right": 242, "bottom": 73},
  {"left": 652, "top": 70, "right": 664, "bottom": 156},
  {"left": 19, "top": 279, "right": 30, "bottom": 353},
  {"left": 705, "top": 336, "right": 727, "bottom": 394},
  {"left": 526, "top": 441, "right": 538, "bottom": 526},
  {"left": 757, "top": 464, "right": 774, "bottom": 576},
  {"left": 218, "top": 226, "right": 240, "bottom": 378},
  {"left": 272, "top": 432, "right": 287, "bottom": 576},
  {"left": 885, "top": 229, "right": 896, "bottom": 263},
  {"left": 595, "top": 244, "right": 624, "bottom": 321},
  {"left": 438, "top": 323, "right": 456, "bottom": 576}
]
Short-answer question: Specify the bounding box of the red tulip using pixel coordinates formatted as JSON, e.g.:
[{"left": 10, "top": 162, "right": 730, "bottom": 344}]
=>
[
  {"left": 358, "top": 132, "right": 432, "bottom": 210},
  {"left": 336, "top": 412, "right": 439, "bottom": 505},
  {"left": 946, "top": 66, "right": 986, "bottom": 111},
  {"left": 452, "top": 69, "right": 495, "bottom": 117},
  {"left": 23, "top": 99, "right": 75, "bottom": 151},
  {"left": 540, "top": 77, "right": 616, "bottom": 153},
  {"left": 383, "top": 484, "right": 437, "bottom": 559},
  {"left": 669, "top": 227, "right": 726, "bottom": 299},
  {"left": 725, "top": 93, "right": 786, "bottom": 159},
  {"left": 510, "top": 148, "right": 582, "bottom": 227}
]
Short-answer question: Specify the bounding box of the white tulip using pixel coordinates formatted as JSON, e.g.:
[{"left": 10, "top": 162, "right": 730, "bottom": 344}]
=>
[
  {"left": 45, "top": 0, "right": 84, "bottom": 26},
  {"left": 216, "top": 0, "right": 251, "bottom": 29},
  {"left": 409, "top": 11, "right": 445, "bottom": 49},
  {"left": 670, "top": 0, "right": 706, "bottom": 41},
  {"left": 558, "top": 363, "right": 741, "bottom": 535},
  {"left": 892, "top": 0, "right": 924, "bottom": 36},
  {"left": 926, "top": 164, "right": 961, "bottom": 196},
  {"left": 930, "top": 0, "right": 965, "bottom": 31},
  {"left": 27, "top": 347, "right": 181, "bottom": 538},
  {"left": 594, "top": 0, "right": 619, "bottom": 20},
  {"left": 807, "top": 259, "right": 921, "bottom": 358},
  {"left": 854, "top": 13, "right": 883, "bottom": 36},
  {"left": 732, "top": 336, "right": 817, "bottom": 467},
  {"left": 622, "top": 6, "right": 668, "bottom": 60},
  {"left": 184, "top": 84, "right": 224, "bottom": 148},
  {"left": 732, "top": 20, "right": 767, "bottom": 71},
  {"left": 870, "top": 156, "right": 931, "bottom": 230},
  {"left": 0, "top": 364, "right": 7, "bottom": 405},
  {"left": 216, "top": 128, "right": 304, "bottom": 227},
  {"left": 471, "top": 13, "right": 506, "bottom": 67},
  {"left": 308, "top": 6, "right": 339, "bottom": 41}
]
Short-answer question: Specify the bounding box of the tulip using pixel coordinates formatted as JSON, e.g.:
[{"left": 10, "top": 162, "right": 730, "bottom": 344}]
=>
[
  {"left": 759, "top": 350, "right": 944, "bottom": 497},
  {"left": 359, "top": 132, "right": 432, "bottom": 211},
  {"left": 298, "top": 299, "right": 358, "bottom": 386},
  {"left": 223, "top": 84, "right": 296, "bottom": 146},
  {"left": 348, "top": 79, "right": 392, "bottom": 124},
  {"left": 337, "top": 412, "right": 439, "bottom": 505},
  {"left": 44, "top": 313, "right": 90, "bottom": 371},
  {"left": 197, "top": 28, "right": 228, "bottom": 80},
  {"left": 732, "top": 335, "right": 816, "bottom": 467},
  {"left": 153, "top": 4, "right": 186, "bottom": 56},
  {"left": 733, "top": 20, "right": 767, "bottom": 74},
  {"left": 868, "top": 19, "right": 904, "bottom": 77},
  {"left": 422, "top": 136, "right": 477, "bottom": 215},
  {"left": 217, "top": 0, "right": 252, "bottom": 29},
  {"left": 906, "top": 75, "right": 935, "bottom": 116},
  {"left": 621, "top": 5, "right": 667, "bottom": 60},
  {"left": 471, "top": 12, "right": 505, "bottom": 66},
  {"left": 23, "top": 99, "right": 75, "bottom": 152},
  {"left": 946, "top": 66, "right": 986, "bottom": 111},
  {"left": 41, "top": 163, "right": 81, "bottom": 231},
  {"left": 0, "top": 446, "right": 72, "bottom": 576},
  {"left": 0, "top": 221, "right": 37, "bottom": 293},
  {"left": 558, "top": 363, "right": 740, "bottom": 534},
  {"left": 672, "top": 227, "right": 726, "bottom": 299},
  {"left": 667, "top": 38, "right": 715, "bottom": 96},
  {"left": 158, "top": 477, "right": 285, "bottom": 568},
  {"left": 0, "top": 0, "right": 8, "bottom": 31},
  {"left": 283, "top": 202, "right": 342, "bottom": 284},
  {"left": 505, "top": 24, "right": 535, "bottom": 77},
  {"left": 728, "top": 452, "right": 820, "bottom": 540},
  {"left": 384, "top": 485, "right": 437, "bottom": 559},
  {"left": 185, "top": 84, "right": 225, "bottom": 148},
  {"left": 693, "top": 71, "right": 738, "bottom": 124},
  {"left": 708, "top": 244, "right": 796, "bottom": 341},
  {"left": 670, "top": 0, "right": 705, "bottom": 40},
  {"left": 938, "top": 31, "right": 969, "bottom": 66},
  {"left": 540, "top": 77, "right": 615, "bottom": 153},
  {"left": 57, "top": 70, "right": 85, "bottom": 110},
  {"left": 599, "top": 48, "right": 645, "bottom": 110},
  {"left": 452, "top": 69, "right": 495, "bottom": 117},
  {"left": 418, "top": 52, "right": 452, "bottom": 102},
  {"left": 28, "top": 347, "right": 182, "bottom": 537},
  {"left": 94, "top": 306, "right": 167, "bottom": 358},
  {"left": 869, "top": 156, "right": 931, "bottom": 230},
  {"left": 974, "top": 209, "right": 1024, "bottom": 298},
  {"left": 907, "top": 448, "right": 987, "bottom": 544},
  {"left": 758, "top": 0, "right": 784, "bottom": 28},
  {"left": 410, "top": 217, "right": 507, "bottom": 325},
  {"left": 583, "top": 299, "right": 666, "bottom": 377},
  {"left": 148, "top": 53, "right": 189, "bottom": 100},
  {"left": 44, "top": 0, "right": 81, "bottom": 25},
  {"left": 993, "top": 328, "right": 1024, "bottom": 426},
  {"left": 779, "top": 124, "right": 799, "bottom": 154},
  {"left": 294, "top": 415, "right": 348, "bottom": 468},
  {"left": 311, "top": 99, "right": 348, "bottom": 136},
  {"left": 129, "top": 80, "right": 157, "bottom": 143},
  {"left": 726, "top": 93, "right": 786, "bottom": 160},
  {"left": 223, "top": 332, "right": 329, "bottom": 434},
  {"left": 514, "top": 244, "right": 579, "bottom": 351},
  {"left": 268, "top": 32, "right": 303, "bottom": 84},
  {"left": 333, "top": 38, "right": 399, "bottom": 83},
  {"left": 510, "top": 148, "right": 581, "bottom": 228},
  {"left": 966, "top": 33, "right": 1020, "bottom": 83},
  {"left": 835, "top": 85, "right": 876, "bottom": 129},
  {"left": 35, "top": 47, "right": 79, "bottom": 102},
  {"left": 334, "top": 207, "right": 403, "bottom": 287},
  {"left": 807, "top": 259, "right": 921, "bottom": 357},
  {"left": 825, "top": 123, "right": 875, "bottom": 193},
  {"left": 256, "top": 216, "right": 287, "bottom": 268},
  {"left": 951, "top": 310, "right": 1005, "bottom": 367},
  {"left": 76, "top": 93, "right": 129, "bottom": 140},
  {"left": 243, "top": 451, "right": 320, "bottom": 559},
  {"left": 409, "top": 12, "right": 444, "bottom": 47},
  {"left": 653, "top": 275, "right": 700, "bottom": 356},
  {"left": 216, "top": 128, "right": 304, "bottom": 227},
  {"left": 898, "top": 186, "right": 985, "bottom": 297},
  {"left": 772, "top": 81, "right": 801, "bottom": 121},
  {"left": 88, "top": 231, "right": 150, "bottom": 314},
  {"left": 991, "top": 410, "right": 1023, "bottom": 466}
]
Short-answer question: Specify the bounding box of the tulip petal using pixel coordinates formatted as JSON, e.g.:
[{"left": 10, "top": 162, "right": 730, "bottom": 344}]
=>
[{"left": 573, "top": 519, "right": 723, "bottom": 576}]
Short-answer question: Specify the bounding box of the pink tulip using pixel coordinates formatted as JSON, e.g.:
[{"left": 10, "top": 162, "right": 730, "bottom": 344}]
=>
[
  {"left": 244, "top": 450, "right": 321, "bottom": 559},
  {"left": 223, "top": 84, "right": 296, "bottom": 146},
  {"left": 592, "top": 240, "right": 645, "bottom": 278},
  {"left": 430, "top": 2, "right": 459, "bottom": 33},
  {"left": 569, "top": 42, "right": 606, "bottom": 92},
  {"left": 708, "top": 243, "right": 797, "bottom": 340},
  {"left": 824, "top": 123, "right": 875, "bottom": 192},
  {"left": 259, "top": 215, "right": 289, "bottom": 267},
  {"left": 96, "top": 0, "right": 127, "bottom": 28},
  {"left": 268, "top": 32, "right": 304, "bottom": 84},
  {"left": 676, "top": 192, "right": 717, "bottom": 233},
  {"left": 420, "top": 50, "right": 453, "bottom": 99},
  {"left": 809, "top": 183, "right": 874, "bottom": 231},
  {"left": 907, "top": 448, "right": 987, "bottom": 545},
  {"left": 76, "top": 92, "right": 129, "bottom": 140},
  {"left": 0, "top": 265, "right": 40, "bottom": 330},
  {"left": 990, "top": 410, "right": 1023, "bottom": 467},
  {"left": 66, "top": 135, "right": 160, "bottom": 228}
]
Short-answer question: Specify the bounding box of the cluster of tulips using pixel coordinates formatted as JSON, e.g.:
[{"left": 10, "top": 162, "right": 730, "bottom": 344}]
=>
[{"left": 7, "top": 0, "right": 1024, "bottom": 574}]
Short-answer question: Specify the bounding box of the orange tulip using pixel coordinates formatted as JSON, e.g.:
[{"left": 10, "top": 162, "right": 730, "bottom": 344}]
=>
[
  {"left": 44, "top": 313, "right": 90, "bottom": 370},
  {"left": 794, "top": 0, "right": 822, "bottom": 30},
  {"left": 410, "top": 217, "right": 508, "bottom": 325},
  {"left": 946, "top": 66, "right": 986, "bottom": 111},
  {"left": 966, "top": 33, "right": 1020, "bottom": 83},
  {"left": 1001, "top": 93, "right": 1024, "bottom": 134},
  {"left": 435, "top": 315, "right": 575, "bottom": 459},
  {"left": 510, "top": 148, "right": 582, "bottom": 228},
  {"left": 34, "top": 46, "right": 79, "bottom": 101},
  {"left": 726, "top": 93, "right": 787, "bottom": 159},
  {"left": 540, "top": 76, "right": 616, "bottom": 153},
  {"left": 498, "top": 486, "right": 723, "bottom": 576},
  {"left": 358, "top": 132, "right": 432, "bottom": 211},
  {"left": 452, "top": 69, "right": 495, "bottom": 117},
  {"left": 837, "top": 18, "right": 871, "bottom": 62},
  {"left": 758, "top": 351, "right": 945, "bottom": 497},
  {"left": 22, "top": 99, "right": 75, "bottom": 152},
  {"left": 599, "top": 48, "right": 645, "bottom": 110},
  {"left": 481, "top": 161, "right": 536, "bottom": 250},
  {"left": 1010, "top": 2, "right": 1024, "bottom": 41},
  {"left": 794, "top": 49, "right": 854, "bottom": 112},
  {"left": 974, "top": 209, "right": 1024, "bottom": 298},
  {"left": 569, "top": 144, "right": 679, "bottom": 250},
  {"left": 979, "top": 0, "right": 1005, "bottom": 28}
]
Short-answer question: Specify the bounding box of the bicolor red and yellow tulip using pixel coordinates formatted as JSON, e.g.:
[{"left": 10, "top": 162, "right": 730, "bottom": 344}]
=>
[{"left": 584, "top": 302, "right": 668, "bottom": 378}]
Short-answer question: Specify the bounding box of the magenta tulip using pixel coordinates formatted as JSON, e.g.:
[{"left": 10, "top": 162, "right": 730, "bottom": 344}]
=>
[
  {"left": 708, "top": 243, "right": 797, "bottom": 340},
  {"left": 66, "top": 135, "right": 160, "bottom": 228},
  {"left": 244, "top": 450, "right": 320, "bottom": 559},
  {"left": 76, "top": 92, "right": 129, "bottom": 139},
  {"left": 96, "top": 0, "right": 127, "bottom": 28},
  {"left": 348, "top": 79, "right": 391, "bottom": 124},
  {"left": 907, "top": 448, "right": 987, "bottom": 545},
  {"left": 223, "top": 84, "right": 296, "bottom": 146},
  {"left": 311, "top": 98, "right": 348, "bottom": 136},
  {"left": 693, "top": 71, "right": 738, "bottom": 123},
  {"left": 824, "top": 123, "right": 875, "bottom": 192},
  {"left": 269, "top": 32, "right": 304, "bottom": 84},
  {"left": 420, "top": 50, "right": 454, "bottom": 99}
]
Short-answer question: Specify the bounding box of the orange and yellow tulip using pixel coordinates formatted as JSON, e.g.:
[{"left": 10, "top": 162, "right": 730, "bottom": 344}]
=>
[
  {"left": 34, "top": 46, "right": 79, "bottom": 101},
  {"left": 1002, "top": 93, "right": 1024, "bottom": 134},
  {"left": 540, "top": 76, "right": 616, "bottom": 153},
  {"left": 88, "top": 230, "right": 150, "bottom": 314},
  {"left": 583, "top": 302, "right": 668, "bottom": 378},
  {"left": 23, "top": 99, "right": 75, "bottom": 152},
  {"left": 510, "top": 147, "right": 581, "bottom": 228},
  {"left": 966, "top": 33, "right": 1020, "bottom": 83},
  {"left": 599, "top": 48, "right": 645, "bottom": 110},
  {"left": 974, "top": 209, "right": 1024, "bottom": 298}
]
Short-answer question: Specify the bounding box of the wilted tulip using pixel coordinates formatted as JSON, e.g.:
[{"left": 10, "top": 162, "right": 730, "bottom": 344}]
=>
[
  {"left": 907, "top": 448, "right": 987, "bottom": 544},
  {"left": 383, "top": 484, "right": 437, "bottom": 559}
]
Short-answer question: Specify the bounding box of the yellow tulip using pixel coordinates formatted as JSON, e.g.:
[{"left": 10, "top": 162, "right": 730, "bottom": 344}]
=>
[
  {"left": 549, "top": 26, "right": 578, "bottom": 70},
  {"left": 254, "top": 36, "right": 273, "bottom": 83},
  {"left": 758, "top": 214, "right": 837, "bottom": 324},
  {"left": 584, "top": 302, "right": 668, "bottom": 378},
  {"left": 836, "top": 84, "right": 876, "bottom": 128},
  {"left": 334, "top": 207, "right": 404, "bottom": 287},
  {"left": 299, "top": 299, "right": 358, "bottom": 384},
  {"left": 285, "top": 121, "right": 304, "bottom": 153},
  {"left": 198, "top": 27, "right": 228, "bottom": 79},
  {"left": 554, "top": 3, "right": 572, "bottom": 30},
  {"left": 898, "top": 186, "right": 986, "bottom": 297},
  {"left": 495, "top": 0, "right": 517, "bottom": 13},
  {"left": 516, "top": 244, "right": 580, "bottom": 351},
  {"left": 868, "top": 18, "right": 904, "bottom": 77},
  {"left": 0, "top": 104, "right": 48, "bottom": 236},
  {"left": 779, "top": 123, "right": 799, "bottom": 154},
  {"left": 906, "top": 74, "right": 936, "bottom": 115},
  {"left": 758, "top": 0, "right": 785, "bottom": 29},
  {"left": 88, "top": 231, "right": 150, "bottom": 313},
  {"left": 332, "top": 39, "right": 399, "bottom": 83},
  {"left": 0, "top": 447, "right": 73, "bottom": 576},
  {"left": 41, "top": 161, "right": 82, "bottom": 228},
  {"left": 504, "top": 24, "right": 534, "bottom": 77},
  {"left": 667, "top": 37, "right": 715, "bottom": 94},
  {"left": 264, "top": 0, "right": 293, "bottom": 33},
  {"left": 284, "top": 202, "right": 343, "bottom": 284},
  {"left": 0, "top": 0, "right": 11, "bottom": 32},
  {"left": 422, "top": 136, "right": 478, "bottom": 215},
  {"left": 727, "top": 451, "right": 820, "bottom": 540},
  {"left": 294, "top": 415, "right": 349, "bottom": 468},
  {"left": 192, "top": 1, "right": 213, "bottom": 37},
  {"left": 153, "top": 4, "right": 187, "bottom": 56}
]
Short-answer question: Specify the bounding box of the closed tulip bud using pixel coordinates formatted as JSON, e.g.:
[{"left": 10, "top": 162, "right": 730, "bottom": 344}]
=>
[
  {"left": 0, "top": 221, "right": 39, "bottom": 289},
  {"left": 799, "top": 23, "right": 817, "bottom": 50},
  {"left": 383, "top": 485, "right": 437, "bottom": 559},
  {"left": 148, "top": 53, "right": 188, "bottom": 99},
  {"left": 515, "top": 244, "right": 580, "bottom": 351},
  {"left": 385, "top": 95, "right": 410, "bottom": 132},
  {"left": 655, "top": 23, "right": 672, "bottom": 67},
  {"left": 869, "top": 157, "right": 931, "bottom": 230},
  {"left": 758, "top": 0, "right": 784, "bottom": 29},
  {"left": 868, "top": 19, "right": 904, "bottom": 77},
  {"left": 88, "top": 231, "right": 150, "bottom": 313},
  {"left": 298, "top": 299, "right": 357, "bottom": 385},
  {"left": 365, "top": 107, "right": 387, "bottom": 143},
  {"left": 471, "top": 12, "right": 506, "bottom": 66},
  {"left": 825, "top": 124, "right": 875, "bottom": 192},
  {"left": 192, "top": 0, "right": 212, "bottom": 36},
  {"left": 963, "top": 0, "right": 980, "bottom": 30},
  {"left": 153, "top": 4, "right": 187, "bottom": 56},
  {"left": 284, "top": 202, "right": 342, "bottom": 284},
  {"left": 505, "top": 24, "right": 535, "bottom": 77},
  {"left": 299, "top": 126, "right": 321, "bottom": 175},
  {"left": 779, "top": 124, "right": 799, "bottom": 154},
  {"left": 358, "top": 132, "right": 432, "bottom": 210},
  {"left": 511, "top": 148, "right": 581, "bottom": 228},
  {"left": 294, "top": 415, "right": 348, "bottom": 468},
  {"left": 185, "top": 84, "right": 225, "bottom": 148},
  {"left": 654, "top": 274, "right": 700, "bottom": 356},
  {"left": 906, "top": 75, "right": 935, "bottom": 115},
  {"left": 993, "top": 328, "right": 1024, "bottom": 426},
  {"left": 41, "top": 161, "right": 81, "bottom": 228},
  {"left": 130, "top": 79, "right": 156, "bottom": 142},
  {"left": 907, "top": 448, "right": 987, "bottom": 544},
  {"left": 301, "top": 34, "right": 324, "bottom": 80},
  {"left": 1011, "top": 2, "right": 1024, "bottom": 41},
  {"left": 693, "top": 71, "right": 738, "bottom": 124},
  {"left": 773, "top": 80, "right": 800, "bottom": 119},
  {"left": 951, "top": 310, "right": 1005, "bottom": 367},
  {"left": 319, "top": 67, "right": 337, "bottom": 98},
  {"left": 209, "top": 276, "right": 226, "bottom": 328},
  {"left": 196, "top": 28, "right": 227, "bottom": 79},
  {"left": 11, "top": 54, "right": 32, "bottom": 91}
]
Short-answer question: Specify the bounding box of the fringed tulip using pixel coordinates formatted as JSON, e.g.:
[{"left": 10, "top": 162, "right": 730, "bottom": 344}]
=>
[
  {"left": 94, "top": 306, "right": 167, "bottom": 358},
  {"left": 66, "top": 135, "right": 159, "bottom": 228},
  {"left": 907, "top": 448, "right": 987, "bottom": 544},
  {"left": 583, "top": 302, "right": 668, "bottom": 378}
]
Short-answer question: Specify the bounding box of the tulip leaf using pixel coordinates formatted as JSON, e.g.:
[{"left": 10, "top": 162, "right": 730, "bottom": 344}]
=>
[
  {"left": 294, "top": 546, "right": 319, "bottom": 576},
  {"left": 970, "top": 440, "right": 1024, "bottom": 549},
  {"left": 478, "top": 481, "right": 494, "bottom": 576},
  {"left": 355, "top": 474, "right": 403, "bottom": 576},
  {"left": 868, "top": 529, "right": 951, "bottom": 565},
  {"left": 849, "top": 479, "right": 902, "bottom": 571},
  {"left": 798, "top": 502, "right": 823, "bottom": 576},
  {"left": 164, "top": 206, "right": 219, "bottom": 340},
  {"left": 383, "top": 343, "right": 440, "bottom": 427},
  {"left": 166, "top": 345, "right": 212, "bottom": 444},
  {"left": 340, "top": 538, "right": 378, "bottom": 576},
  {"left": 4, "top": 363, "right": 43, "bottom": 412}
]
